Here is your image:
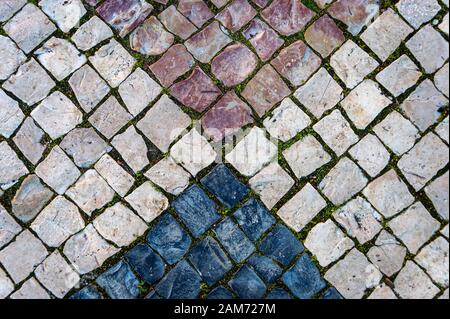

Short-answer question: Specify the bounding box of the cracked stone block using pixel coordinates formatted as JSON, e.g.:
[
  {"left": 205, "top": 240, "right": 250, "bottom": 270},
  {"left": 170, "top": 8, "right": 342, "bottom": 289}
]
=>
[
  {"left": 334, "top": 197, "right": 383, "bottom": 244},
  {"left": 90, "top": 39, "right": 135, "bottom": 88},
  {"left": 243, "top": 19, "right": 284, "bottom": 62},
  {"left": 250, "top": 257, "right": 282, "bottom": 286},
  {"left": 0, "top": 204, "right": 21, "bottom": 249},
  {"left": 149, "top": 44, "right": 194, "bottom": 87},
  {"left": 314, "top": 109, "right": 359, "bottom": 156},
  {"left": 173, "top": 185, "right": 220, "bottom": 238},
  {"left": 95, "top": 154, "right": 134, "bottom": 197},
  {"left": 202, "top": 91, "right": 253, "bottom": 142},
  {"left": 31, "top": 196, "right": 84, "bottom": 247},
  {"left": 229, "top": 265, "right": 266, "bottom": 299},
  {"left": 125, "top": 182, "right": 169, "bottom": 223},
  {"left": 112, "top": 126, "right": 150, "bottom": 173},
  {"left": 215, "top": 218, "right": 255, "bottom": 263},
  {"left": 376, "top": 55, "right": 421, "bottom": 97},
  {"left": 262, "top": 0, "right": 314, "bottom": 36},
  {"left": 72, "top": 16, "right": 113, "bottom": 51},
  {"left": 415, "top": 237, "right": 449, "bottom": 287},
  {"left": 368, "top": 284, "right": 398, "bottom": 299},
  {"left": 39, "top": 0, "right": 86, "bottom": 33},
  {"left": 278, "top": 183, "right": 327, "bottom": 232},
  {"left": 31, "top": 91, "right": 83, "bottom": 140},
  {"left": 398, "top": 133, "right": 449, "bottom": 191},
  {"left": 125, "top": 244, "right": 165, "bottom": 285},
  {"left": 0, "top": 35, "right": 26, "bottom": 81},
  {"left": 211, "top": 43, "right": 258, "bottom": 87},
  {"left": 342, "top": 80, "right": 392, "bottom": 129},
  {"left": 283, "top": 135, "right": 331, "bottom": 179},
  {"left": 185, "top": 21, "right": 231, "bottom": 64},
  {"left": 264, "top": 98, "right": 311, "bottom": 142},
  {"left": 0, "top": 142, "right": 28, "bottom": 191},
  {"left": 0, "top": 230, "right": 48, "bottom": 283},
  {"left": 435, "top": 63, "right": 449, "bottom": 98},
  {"left": 60, "top": 128, "right": 111, "bottom": 168},
  {"left": 406, "top": 25, "right": 449, "bottom": 74},
  {"left": 390, "top": 202, "right": 441, "bottom": 254},
  {"left": 305, "top": 220, "right": 355, "bottom": 267},
  {"left": 159, "top": 5, "right": 197, "bottom": 40},
  {"left": 63, "top": 224, "right": 119, "bottom": 274},
  {"left": 361, "top": 9, "right": 413, "bottom": 61},
  {"left": 171, "top": 129, "right": 217, "bottom": 176},
  {"left": 3, "top": 4, "right": 56, "bottom": 54},
  {"left": 325, "top": 249, "right": 382, "bottom": 299},
  {"left": 147, "top": 214, "right": 191, "bottom": 265},
  {"left": 35, "top": 146, "right": 80, "bottom": 195},
  {"left": 249, "top": 163, "right": 294, "bottom": 209},
  {"left": 397, "top": 0, "right": 441, "bottom": 29},
  {"left": 373, "top": 111, "right": 419, "bottom": 155},
  {"left": 440, "top": 13, "right": 449, "bottom": 35},
  {"left": 305, "top": 15, "right": 345, "bottom": 58},
  {"left": 96, "top": 260, "right": 140, "bottom": 299},
  {"left": 394, "top": 261, "right": 439, "bottom": 299},
  {"left": 119, "top": 68, "right": 161, "bottom": 117},
  {"left": 328, "top": 0, "right": 379, "bottom": 35},
  {"left": 89, "top": 97, "right": 132, "bottom": 140},
  {"left": 170, "top": 66, "right": 221, "bottom": 113},
  {"left": 436, "top": 117, "right": 449, "bottom": 144},
  {"left": 2, "top": 58, "right": 55, "bottom": 106},
  {"left": 216, "top": 0, "right": 257, "bottom": 32},
  {"left": 260, "top": 224, "right": 304, "bottom": 266},
  {"left": 294, "top": 68, "right": 343, "bottom": 119},
  {"left": 330, "top": 40, "right": 379, "bottom": 88},
  {"left": 425, "top": 172, "right": 449, "bottom": 221},
  {"left": 349, "top": 134, "right": 390, "bottom": 177},
  {"left": 97, "top": 0, "right": 153, "bottom": 37},
  {"left": 13, "top": 118, "right": 45, "bottom": 165},
  {"left": 145, "top": 157, "right": 190, "bottom": 196},
  {"left": 0, "top": 0, "right": 27, "bottom": 22},
  {"left": 0, "top": 268, "right": 14, "bottom": 299},
  {"left": 155, "top": 260, "right": 202, "bottom": 299},
  {"left": 137, "top": 95, "right": 191, "bottom": 153},
  {"left": 234, "top": 198, "right": 275, "bottom": 241},
  {"left": 178, "top": 0, "right": 214, "bottom": 28},
  {"left": 320, "top": 157, "right": 368, "bottom": 206},
  {"left": 272, "top": 40, "right": 321, "bottom": 87},
  {"left": 226, "top": 127, "right": 277, "bottom": 177},
  {"left": 35, "top": 251, "right": 80, "bottom": 299},
  {"left": 363, "top": 170, "right": 414, "bottom": 218},
  {"left": 94, "top": 203, "right": 147, "bottom": 247},
  {"left": 67, "top": 169, "right": 115, "bottom": 216},
  {"left": 242, "top": 65, "right": 291, "bottom": 117},
  {"left": 0, "top": 89, "right": 24, "bottom": 138},
  {"left": 11, "top": 175, "right": 53, "bottom": 223},
  {"left": 10, "top": 277, "right": 50, "bottom": 299},
  {"left": 129, "top": 16, "right": 173, "bottom": 56},
  {"left": 367, "top": 230, "right": 407, "bottom": 277},
  {"left": 69, "top": 65, "right": 110, "bottom": 113}
]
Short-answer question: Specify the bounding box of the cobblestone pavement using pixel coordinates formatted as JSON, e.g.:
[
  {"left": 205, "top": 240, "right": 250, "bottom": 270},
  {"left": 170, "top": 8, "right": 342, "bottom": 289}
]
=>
[{"left": 0, "top": 0, "right": 448, "bottom": 300}]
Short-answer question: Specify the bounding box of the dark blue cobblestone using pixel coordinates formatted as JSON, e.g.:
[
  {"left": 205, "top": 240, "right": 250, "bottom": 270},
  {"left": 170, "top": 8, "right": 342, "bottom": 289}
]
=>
[
  {"left": 234, "top": 198, "right": 275, "bottom": 241},
  {"left": 214, "top": 218, "right": 255, "bottom": 263},
  {"left": 266, "top": 288, "right": 292, "bottom": 299},
  {"left": 96, "top": 260, "right": 140, "bottom": 299},
  {"left": 229, "top": 265, "right": 267, "bottom": 299},
  {"left": 247, "top": 255, "right": 282, "bottom": 284},
  {"left": 155, "top": 260, "right": 202, "bottom": 299},
  {"left": 125, "top": 244, "right": 165, "bottom": 285},
  {"left": 70, "top": 286, "right": 102, "bottom": 299},
  {"left": 207, "top": 286, "right": 235, "bottom": 299},
  {"left": 322, "top": 287, "right": 344, "bottom": 299}
]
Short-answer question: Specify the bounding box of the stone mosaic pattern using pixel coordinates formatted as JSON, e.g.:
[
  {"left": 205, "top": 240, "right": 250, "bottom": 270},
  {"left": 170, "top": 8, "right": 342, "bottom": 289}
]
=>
[{"left": 0, "top": 0, "right": 448, "bottom": 300}]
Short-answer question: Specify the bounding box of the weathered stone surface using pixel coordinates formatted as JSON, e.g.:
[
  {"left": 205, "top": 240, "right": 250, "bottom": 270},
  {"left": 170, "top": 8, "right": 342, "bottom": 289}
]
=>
[
  {"left": 0, "top": 268, "right": 14, "bottom": 299},
  {"left": 129, "top": 16, "right": 174, "bottom": 56},
  {"left": 0, "top": 0, "right": 26, "bottom": 22},
  {"left": 325, "top": 249, "right": 382, "bottom": 299},
  {"left": 440, "top": 12, "right": 449, "bottom": 35},
  {"left": 216, "top": 0, "right": 257, "bottom": 32},
  {"left": 155, "top": 260, "right": 202, "bottom": 299},
  {"left": 202, "top": 91, "right": 254, "bottom": 141},
  {"left": 283, "top": 135, "right": 331, "bottom": 178},
  {"left": 96, "top": 260, "right": 140, "bottom": 299},
  {"left": 31, "top": 196, "right": 84, "bottom": 247},
  {"left": 397, "top": 0, "right": 441, "bottom": 29},
  {"left": 349, "top": 134, "right": 390, "bottom": 178},
  {"left": 0, "top": 142, "right": 28, "bottom": 191},
  {"left": 159, "top": 5, "right": 197, "bottom": 40},
  {"left": 225, "top": 127, "right": 277, "bottom": 177},
  {"left": 243, "top": 18, "right": 284, "bottom": 62},
  {"left": 242, "top": 65, "right": 291, "bottom": 116},
  {"left": 145, "top": 157, "right": 191, "bottom": 195},
  {"left": 72, "top": 16, "right": 113, "bottom": 51},
  {"left": 436, "top": 116, "right": 449, "bottom": 144},
  {"left": 89, "top": 97, "right": 132, "bottom": 140},
  {"left": 211, "top": 0, "right": 229, "bottom": 8},
  {"left": 97, "top": 0, "right": 153, "bottom": 37},
  {"left": 425, "top": 172, "right": 449, "bottom": 221},
  {"left": 305, "top": 15, "right": 345, "bottom": 58},
  {"left": 125, "top": 182, "right": 169, "bottom": 223},
  {"left": 39, "top": 0, "right": 86, "bottom": 33},
  {"left": 11, "top": 175, "right": 53, "bottom": 223},
  {"left": 0, "top": 230, "right": 48, "bottom": 283},
  {"left": 294, "top": 68, "right": 343, "bottom": 118},
  {"left": 3, "top": 4, "right": 56, "bottom": 54},
  {"left": 63, "top": 224, "right": 119, "bottom": 274},
  {"left": 10, "top": 277, "right": 50, "bottom": 299},
  {"left": 185, "top": 21, "right": 231, "bottom": 63},
  {"left": 416, "top": 237, "right": 449, "bottom": 287},
  {"left": 368, "top": 284, "right": 398, "bottom": 299},
  {"left": 112, "top": 126, "right": 149, "bottom": 172},
  {"left": 178, "top": 0, "right": 214, "bottom": 28},
  {"left": 272, "top": 40, "right": 321, "bottom": 87},
  {"left": 328, "top": 0, "right": 379, "bottom": 35},
  {"left": 0, "top": 204, "right": 21, "bottom": 250},
  {"left": 278, "top": 183, "right": 327, "bottom": 232},
  {"left": 211, "top": 43, "right": 258, "bottom": 87},
  {"left": 0, "top": 35, "right": 26, "bottom": 81},
  {"left": 149, "top": 44, "right": 194, "bottom": 87},
  {"left": 262, "top": 0, "right": 315, "bottom": 36},
  {"left": 2, "top": 58, "right": 55, "bottom": 106},
  {"left": 394, "top": 261, "right": 439, "bottom": 299},
  {"left": 0, "top": 89, "right": 24, "bottom": 139},
  {"left": 214, "top": 218, "right": 255, "bottom": 262},
  {"left": 95, "top": 154, "right": 134, "bottom": 197},
  {"left": 13, "top": 118, "right": 45, "bottom": 165},
  {"left": 435, "top": 63, "right": 449, "bottom": 98},
  {"left": 35, "top": 146, "right": 80, "bottom": 195}
]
